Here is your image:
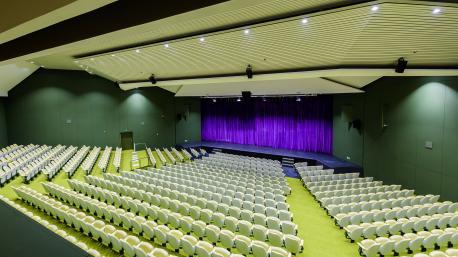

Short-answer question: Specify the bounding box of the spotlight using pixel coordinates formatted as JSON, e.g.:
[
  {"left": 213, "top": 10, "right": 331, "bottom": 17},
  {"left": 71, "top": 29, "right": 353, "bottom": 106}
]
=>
[
  {"left": 199, "top": 37, "right": 205, "bottom": 42},
  {"left": 135, "top": 49, "right": 141, "bottom": 53},
  {"left": 164, "top": 44, "right": 169, "bottom": 48},
  {"left": 262, "top": 97, "right": 266, "bottom": 102},
  {"left": 90, "top": 58, "right": 95, "bottom": 61},
  {"left": 212, "top": 98, "right": 216, "bottom": 103},
  {"left": 246, "top": 64, "right": 253, "bottom": 79},
  {"left": 237, "top": 98, "right": 241, "bottom": 102},
  {"left": 149, "top": 74, "right": 157, "bottom": 84},
  {"left": 111, "top": 54, "right": 116, "bottom": 57},
  {"left": 244, "top": 29, "right": 250, "bottom": 35},
  {"left": 296, "top": 96, "right": 301, "bottom": 102},
  {"left": 371, "top": 5, "right": 379, "bottom": 12},
  {"left": 301, "top": 18, "right": 308, "bottom": 24},
  {"left": 433, "top": 8, "right": 441, "bottom": 14},
  {"left": 395, "top": 57, "right": 408, "bottom": 73}
]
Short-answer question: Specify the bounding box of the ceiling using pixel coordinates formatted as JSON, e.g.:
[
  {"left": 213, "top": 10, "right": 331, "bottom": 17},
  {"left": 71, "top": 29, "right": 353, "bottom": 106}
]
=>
[
  {"left": 0, "top": 0, "right": 114, "bottom": 44},
  {"left": 0, "top": 0, "right": 458, "bottom": 96}
]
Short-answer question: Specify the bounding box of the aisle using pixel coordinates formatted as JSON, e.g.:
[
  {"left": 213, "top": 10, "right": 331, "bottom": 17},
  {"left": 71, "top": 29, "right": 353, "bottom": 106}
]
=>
[{"left": 286, "top": 177, "right": 358, "bottom": 257}]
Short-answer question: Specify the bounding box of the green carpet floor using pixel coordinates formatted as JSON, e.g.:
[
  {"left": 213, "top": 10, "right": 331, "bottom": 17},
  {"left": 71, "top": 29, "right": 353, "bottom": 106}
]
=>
[
  {"left": 0, "top": 151, "right": 359, "bottom": 257},
  {"left": 286, "top": 177, "right": 358, "bottom": 257}
]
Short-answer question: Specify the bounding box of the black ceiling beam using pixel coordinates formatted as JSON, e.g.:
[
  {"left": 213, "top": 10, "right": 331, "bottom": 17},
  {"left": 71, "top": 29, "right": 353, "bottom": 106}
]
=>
[{"left": 0, "top": 0, "right": 227, "bottom": 62}]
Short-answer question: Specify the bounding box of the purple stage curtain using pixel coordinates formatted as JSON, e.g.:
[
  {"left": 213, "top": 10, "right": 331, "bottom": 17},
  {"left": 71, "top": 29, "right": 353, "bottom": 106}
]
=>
[{"left": 201, "top": 96, "right": 333, "bottom": 154}]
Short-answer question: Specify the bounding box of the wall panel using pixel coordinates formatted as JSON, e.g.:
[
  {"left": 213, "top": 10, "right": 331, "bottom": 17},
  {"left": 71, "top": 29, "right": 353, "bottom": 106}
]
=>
[
  {"left": 333, "top": 76, "right": 458, "bottom": 201},
  {"left": 5, "top": 69, "right": 200, "bottom": 148}
]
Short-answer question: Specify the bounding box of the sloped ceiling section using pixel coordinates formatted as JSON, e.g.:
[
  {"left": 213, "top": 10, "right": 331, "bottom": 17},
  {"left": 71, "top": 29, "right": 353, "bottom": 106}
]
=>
[
  {"left": 0, "top": 0, "right": 115, "bottom": 44},
  {"left": 0, "top": 62, "right": 38, "bottom": 96},
  {"left": 77, "top": 1, "right": 458, "bottom": 83}
]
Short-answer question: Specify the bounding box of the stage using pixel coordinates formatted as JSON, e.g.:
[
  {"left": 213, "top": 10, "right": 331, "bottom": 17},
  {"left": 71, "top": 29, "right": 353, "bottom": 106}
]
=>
[{"left": 178, "top": 141, "right": 363, "bottom": 177}]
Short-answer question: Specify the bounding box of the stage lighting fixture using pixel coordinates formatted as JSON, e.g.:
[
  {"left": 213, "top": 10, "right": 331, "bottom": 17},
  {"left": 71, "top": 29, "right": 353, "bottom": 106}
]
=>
[
  {"left": 212, "top": 98, "right": 216, "bottom": 103},
  {"left": 395, "top": 57, "right": 408, "bottom": 73},
  {"left": 296, "top": 96, "right": 301, "bottom": 102},
  {"left": 262, "top": 97, "right": 267, "bottom": 102},
  {"left": 237, "top": 98, "right": 241, "bottom": 102},
  {"left": 246, "top": 64, "right": 253, "bottom": 79},
  {"left": 149, "top": 74, "right": 157, "bottom": 84}
]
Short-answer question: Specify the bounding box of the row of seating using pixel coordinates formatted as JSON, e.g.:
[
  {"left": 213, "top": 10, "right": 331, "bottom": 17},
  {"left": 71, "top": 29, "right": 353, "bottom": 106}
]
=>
[
  {"left": 113, "top": 147, "right": 122, "bottom": 171},
  {"left": 0, "top": 144, "right": 21, "bottom": 158},
  {"left": 326, "top": 195, "right": 440, "bottom": 216},
  {"left": 164, "top": 148, "right": 177, "bottom": 165},
  {"left": 146, "top": 148, "right": 157, "bottom": 168},
  {"left": 151, "top": 164, "right": 288, "bottom": 196},
  {"left": 199, "top": 154, "right": 282, "bottom": 177},
  {"left": 181, "top": 148, "right": 192, "bottom": 160},
  {"left": 305, "top": 177, "right": 374, "bottom": 189},
  {"left": 120, "top": 172, "right": 290, "bottom": 220},
  {"left": 130, "top": 171, "right": 287, "bottom": 206},
  {"left": 305, "top": 173, "right": 361, "bottom": 183},
  {"left": 68, "top": 178, "right": 296, "bottom": 238},
  {"left": 14, "top": 186, "right": 175, "bottom": 257},
  {"left": 171, "top": 148, "right": 184, "bottom": 162},
  {"left": 7, "top": 145, "right": 51, "bottom": 183},
  {"left": 0, "top": 194, "right": 102, "bottom": 257},
  {"left": 320, "top": 190, "right": 415, "bottom": 206},
  {"left": 46, "top": 181, "right": 302, "bottom": 255},
  {"left": 1, "top": 144, "right": 40, "bottom": 171},
  {"left": 345, "top": 213, "right": 458, "bottom": 241},
  {"left": 298, "top": 169, "right": 334, "bottom": 178},
  {"left": 414, "top": 249, "right": 458, "bottom": 257},
  {"left": 157, "top": 163, "right": 289, "bottom": 195},
  {"left": 86, "top": 174, "right": 294, "bottom": 224},
  {"left": 297, "top": 164, "right": 458, "bottom": 257},
  {"left": 20, "top": 145, "right": 66, "bottom": 182},
  {"left": 155, "top": 148, "right": 167, "bottom": 166},
  {"left": 0, "top": 144, "right": 39, "bottom": 166},
  {"left": 97, "top": 146, "right": 112, "bottom": 172},
  {"left": 82, "top": 175, "right": 296, "bottom": 243},
  {"left": 81, "top": 147, "right": 100, "bottom": 174},
  {"left": 192, "top": 159, "right": 285, "bottom": 183},
  {"left": 64, "top": 146, "right": 90, "bottom": 177},
  {"left": 335, "top": 202, "right": 458, "bottom": 227},
  {"left": 43, "top": 146, "right": 78, "bottom": 179},
  {"left": 358, "top": 228, "right": 458, "bottom": 257},
  {"left": 310, "top": 181, "right": 384, "bottom": 194},
  {"left": 189, "top": 148, "right": 201, "bottom": 158},
  {"left": 208, "top": 152, "right": 281, "bottom": 168},
  {"left": 313, "top": 184, "right": 400, "bottom": 199}
]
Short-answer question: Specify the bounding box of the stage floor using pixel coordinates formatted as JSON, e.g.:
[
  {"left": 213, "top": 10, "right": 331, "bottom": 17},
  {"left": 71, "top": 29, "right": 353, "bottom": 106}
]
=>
[{"left": 179, "top": 141, "right": 363, "bottom": 176}]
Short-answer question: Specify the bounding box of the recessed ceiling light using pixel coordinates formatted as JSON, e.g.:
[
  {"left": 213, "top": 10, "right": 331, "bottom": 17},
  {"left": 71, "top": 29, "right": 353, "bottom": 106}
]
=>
[
  {"left": 371, "top": 5, "right": 379, "bottom": 12},
  {"left": 30, "top": 61, "right": 34, "bottom": 64},
  {"left": 41, "top": 65, "right": 45, "bottom": 68},
  {"left": 301, "top": 18, "right": 308, "bottom": 24},
  {"left": 135, "top": 49, "right": 141, "bottom": 53},
  {"left": 433, "top": 8, "right": 441, "bottom": 14},
  {"left": 90, "top": 58, "right": 94, "bottom": 61},
  {"left": 244, "top": 29, "right": 250, "bottom": 35},
  {"left": 199, "top": 37, "right": 205, "bottom": 42},
  {"left": 164, "top": 43, "right": 169, "bottom": 48},
  {"left": 111, "top": 54, "right": 116, "bottom": 57}
]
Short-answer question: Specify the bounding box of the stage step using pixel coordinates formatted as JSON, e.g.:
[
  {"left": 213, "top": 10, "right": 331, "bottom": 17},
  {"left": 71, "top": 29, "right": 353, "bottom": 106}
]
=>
[
  {"left": 212, "top": 148, "right": 223, "bottom": 154},
  {"left": 282, "top": 157, "right": 295, "bottom": 167}
]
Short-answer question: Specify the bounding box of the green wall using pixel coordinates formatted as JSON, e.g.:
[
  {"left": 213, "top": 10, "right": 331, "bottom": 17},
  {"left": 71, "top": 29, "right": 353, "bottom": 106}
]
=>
[
  {"left": 175, "top": 97, "right": 201, "bottom": 144},
  {"left": 333, "top": 76, "right": 458, "bottom": 201},
  {"left": 0, "top": 97, "right": 7, "bottom": 147},
  {"left": 333, "top": 93, "right": 365, "bottom": 166},
  {"left": 5, "top": 69, "right": 200, "bottom": 148}
]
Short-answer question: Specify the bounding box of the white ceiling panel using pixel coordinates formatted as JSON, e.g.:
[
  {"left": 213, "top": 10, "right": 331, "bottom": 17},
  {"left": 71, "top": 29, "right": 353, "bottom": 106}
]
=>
[
  {"left": 0, "top": 62, "right": 39, "bottom": 96},
  {"left": 173, "top": 77, "right": 362, "bottom": 96}
]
